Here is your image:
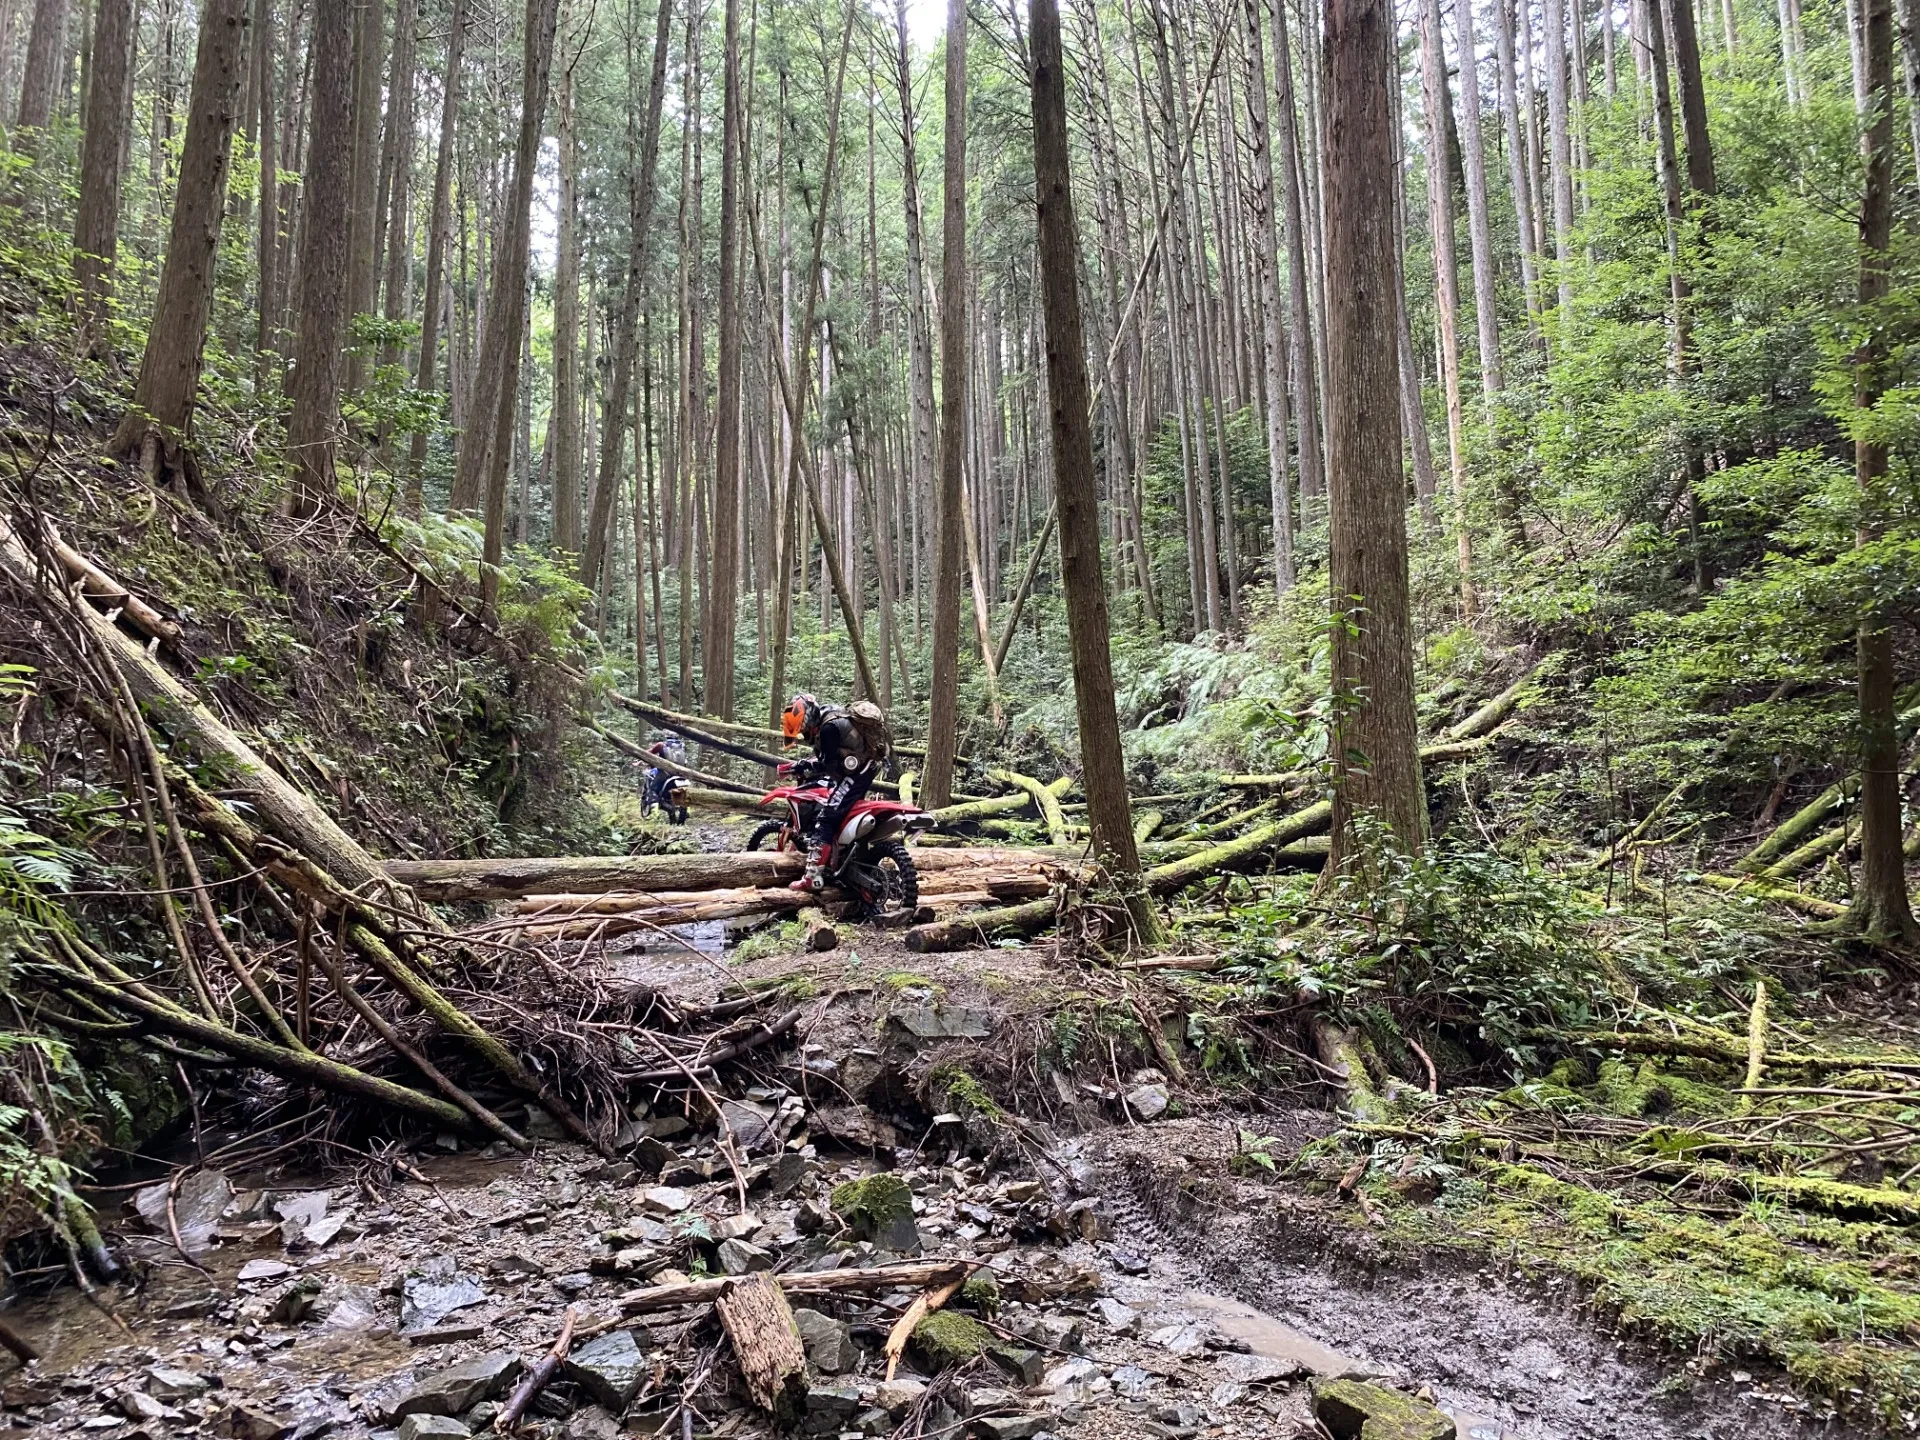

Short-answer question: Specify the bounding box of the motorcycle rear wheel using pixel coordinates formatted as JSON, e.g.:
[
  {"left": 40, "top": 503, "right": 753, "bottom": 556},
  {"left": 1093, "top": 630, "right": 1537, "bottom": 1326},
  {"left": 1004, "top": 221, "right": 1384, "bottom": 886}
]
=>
[{"left": 849, "top": 838, "right": 919, "bottom": 919}]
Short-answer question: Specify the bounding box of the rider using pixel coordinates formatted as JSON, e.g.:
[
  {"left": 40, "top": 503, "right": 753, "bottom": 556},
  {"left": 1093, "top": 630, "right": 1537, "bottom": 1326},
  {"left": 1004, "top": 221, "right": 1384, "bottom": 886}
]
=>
[
  {"left": 642, "top": 736, "right": 687, "bottom": 820},
  {"left": 782, "top": 692, "right": 881, "bottom": 892}
]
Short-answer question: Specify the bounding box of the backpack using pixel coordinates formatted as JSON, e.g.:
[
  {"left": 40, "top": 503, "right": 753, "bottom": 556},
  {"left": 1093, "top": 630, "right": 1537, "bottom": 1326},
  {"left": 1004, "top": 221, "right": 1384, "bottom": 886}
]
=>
[{"left": 837, "top": 700, "right": 892, "bottom": 764}]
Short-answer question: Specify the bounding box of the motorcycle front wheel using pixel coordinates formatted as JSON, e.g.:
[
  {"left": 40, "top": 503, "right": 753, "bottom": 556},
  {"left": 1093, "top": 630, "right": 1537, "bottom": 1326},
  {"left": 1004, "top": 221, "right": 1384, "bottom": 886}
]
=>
[{"left": 745, "top": 819, "right": 789, "bottom": 852}]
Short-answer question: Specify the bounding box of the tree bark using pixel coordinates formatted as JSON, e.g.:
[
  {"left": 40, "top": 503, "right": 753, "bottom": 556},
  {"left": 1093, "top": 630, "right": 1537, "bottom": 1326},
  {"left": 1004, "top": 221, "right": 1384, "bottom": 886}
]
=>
[
  {"left": 12, "top": 0, "right": 68, "bottom": 149},
  {"left": 1241, "top": 0, "right": 1294, "bottom": 593},
  {"left": 1455, "top": 0, "right": 1503, "bottom": 397},
  {"left": 284, "top": 0, "right": 354, "bottom": 516},
  {"left": 252, "top": 0, "right": 280, "bottom": 390},
  {"left": 1663, "top": 0, "right": 1717, "bottom": 197},
  {"left": 921, "top": 0, "right": 969, "bottom": 810},
  {"left": 707, "top": 0, "right": 743, "bottom": 719},
  {"left": 1269, "top": 0, "right": 1325, "bottom": 513},
  {"left": 1494, "top": 0, "right": 1543, "bottom": 337},
  {"left": 1030, "top": 0, "right": 1159, "bottom": 944},
  {"left": 72, "top": 0, "right": 131, "bottom": 348},
  {"left": 1323, "top": 0, "right": 1426, "bottom": 866},
  {"left": 578, "top": 0, "right": 672, "bottom": 593},
  {"left": 552, "top": 58, "right": 582, "bottom": 555},
  {"left": 1543, "top": 0, "right": 1577, "bottom": 319},
  {"left": 343, "top": 0, "right": 385, "bottom": 398},
  {"left": 109, "top": 0, "right": 248, "bottom": 469},
  {"left": 374, "top": 0, "right": 417, "bottom": 392},
  {"left": 1849, "top": 0, "right": 1917, "bottom": 943},
  {"left": 471, "top": 0, "right": 561, "bottom": 603},
  {"left": 405, "top": 0, "right": 467, "bottom": 513}
]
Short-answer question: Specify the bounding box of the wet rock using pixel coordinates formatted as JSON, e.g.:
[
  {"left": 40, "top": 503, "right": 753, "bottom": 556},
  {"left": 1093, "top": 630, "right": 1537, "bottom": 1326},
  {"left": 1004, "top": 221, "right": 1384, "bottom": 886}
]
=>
[
  {"left": 716, "top": 1238, "right": 772, "bottom": 1275},
  {"left": 133, "top": 1169, "right": 232, "bottom": 1254},
  {"left": 145, "top": 1367, "right": 210, "bottom": 1401},
  {"left": 552, "top": 1272, "right": 595, "bottom": 1297},
  {"left": 852, "top": 1406, "right": 893, "bottom": 1435},
  {"left": 1124, "top": 1083, "right": 1170, "bottom": 1121},
  {"left": 1312, "top": 1379, "right": 1456, "bottom": 1440},
  {"left": 399, "top": 1257, "right": 486, "bottom": 1334},
  {"left": 829, "top": 1173, "right": 920, "bottom": 1253},
  {"left": 487, "top": 1253, "right": 545, "bottom": 1278},
  {"left": 301, "top": 1212, "right": 350, "bottom": 1248},
  {"left": 791, "top": 1308, "right": 855, "bottom": 1374},
  {"left": 315, "top": 1281, "right": 383, "bottom": 1331},
  {"left": 237, "top": 1259, "right": 294, "bottom": 1283},
  {"left": 561, "top": 1406, "right": 621, "bottom": 1440},
  {"left": 580, "top": 1160, "right": 637, "bottom": 1185},
  {"left": 272, "top": 1191, "right": 330, "bottom": 1244},
  {"left": 1041, "top": 1357, "right": 1103, "bottom": 1402},
  {"left": 754, "top": 1152, "right": 815, "bottom": 1198},
  {"left": 396, "top": 1416, "right": 470, "bottom": 1440},
  {"left": 1109, "top": 1247, "right": 1151, "bottom": 1276},
  {"left": 874, "top": 1378, "right": 927, "bottom": 1417},
  {"left": 270, "top": 1276, "right": 324, "bottom": 1324},
  {"left": 1092, "top": 1298, "right": 1138, "bottom": 1335},
  {"left": 713, "top": 1211, "right": 762, "bottom": 1240},
  {"left": 1146, "top": 1322, "right": 1211, "bottom": 1357},
  {"left": 393, "top": 1352, "right": 523, "bottom": 1419},
  {"left": 639, "top": 1185, "right": 693, "bottom": 1215},
  {"left": 563, "top": 1329, "right": 647, "bottom": 1410},
  {"left": 800, "top": 1382, "right": 861, "bottom": 1436},
  {"left": 223, "top": 1402, "right": 292, "bottom": 1440}
]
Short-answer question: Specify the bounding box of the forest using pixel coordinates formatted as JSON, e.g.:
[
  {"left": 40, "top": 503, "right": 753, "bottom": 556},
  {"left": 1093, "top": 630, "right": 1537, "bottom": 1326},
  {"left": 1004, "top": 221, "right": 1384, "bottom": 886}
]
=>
[{"left": 0, "top": 0, "right": 1915, "bottom": 1432}]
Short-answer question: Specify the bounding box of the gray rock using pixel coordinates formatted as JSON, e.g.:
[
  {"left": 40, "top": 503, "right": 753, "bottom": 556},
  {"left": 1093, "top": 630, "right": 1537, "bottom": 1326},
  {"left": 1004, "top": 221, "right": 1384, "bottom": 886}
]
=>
[
  {"left": 873, "top": 1378, "right": 927, "bottom": 1417},
  {"left": 145, "top": 1367, "right": 210, "bottom": 1401},
  {"left": 1214, "top": 1352, "right": 1308, "bottom": 1385},
  {"left": 302, "top": 1212, "right": 350, "bottom": 1248},
  {"left": 1146, "top": 1322, "right": 1210, "bottom": 1357},
  {"left": 118, "top": 1391, "right": 180, "bottom": 1423},
  {"left": 561, "top": 1406, "right": 621, "bottom": 1440},
  {"left": 1112, "top": 1365, "right": 1157, "bottom": 1399},
  {"left": 1021, "top": 1315, "right": 1082, "bottom": 1352},
  {"left": 563, "top": 1329, "right": 647, "bottom": 1411},
  {"left": 399, "top": 1258, "right": 486, "bottom": 1334},
  {"left": 315, "top": 1282, "right": 383, "bottom": 1332},
  {"left": 889, "top": 1005, "right": 993, "bottom": 1041},
  {"left": 272, "top": 1190, "right": 331, "bottom": 1239},
  {"left": 237, "top": 1259, "right": 294, "bottom": 1283},
  {"left": 1041, "top": 1358, "right": 1101, "bottom": 1396},
  {"left": 223, "top": 1402, "right": 292, "bottom": 1440},
  {"left": 791, "top": 1308, "right": 855, "bottom": 1374},
  {"left": 552, "top": 1273, "right": 594, "bottom": 1297},
  {"left": 716, "top": 1238, "right": 772, "bottom": 1275},
  {"left": 801, "top": 1382, "right": 861, "bottom": 1436},
  {"left": 975, "top": 1418, "right": 1048, "bottom": 1440},
  {"left": 1092, "top": 1298, "right": 1139, "bottom": 1334},
  {"left": 718, "top": 1099, "right": 777, "bottom": 1154},
  {"left": 1110, "top": 1247, "right": 1152, "bottom": 1276},
  {"left": 393, "top": 1352, "right": 523, "bottom": 1419},
  {"left": 990, "top": 1347, "right": 1045, "bottom": 1386},
  {"left": 487, "top": 1253, "right": 545, "bottom": 1277},
  {"left": 270, "top": 1277, "right": 324, "bottom": 1324},
  {"left": 852, "top": 1405, "right": 893, "bottom": 1435},
  {"left": 639, "top": 1185, "right": 692, "bottom": 1215},
  {"left": 396, "top": 1417, "right": 470, "bottom": 1440},
  {"left": 713, "top": 1211, "right": 762, "bottom": 1240},
  {"left": 133, "top": 1169, "right": 232, "bottom": 1254}
]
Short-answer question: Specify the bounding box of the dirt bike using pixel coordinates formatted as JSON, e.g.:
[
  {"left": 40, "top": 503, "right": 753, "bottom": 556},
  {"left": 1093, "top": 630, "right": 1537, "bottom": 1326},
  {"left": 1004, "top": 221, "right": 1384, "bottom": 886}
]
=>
[
  {"left": 640, "top": 767, "right": 690, "bottom": 824},
  {"left": 745, "top": 765, "right": 933, "bottom": 918}
]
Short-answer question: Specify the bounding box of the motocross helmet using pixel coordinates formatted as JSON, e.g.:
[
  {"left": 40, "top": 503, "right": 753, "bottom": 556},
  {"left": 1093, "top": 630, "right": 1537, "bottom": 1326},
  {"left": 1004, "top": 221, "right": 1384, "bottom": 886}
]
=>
[{"left": 783, "top": 692, "right": 823, "bottom": 743}]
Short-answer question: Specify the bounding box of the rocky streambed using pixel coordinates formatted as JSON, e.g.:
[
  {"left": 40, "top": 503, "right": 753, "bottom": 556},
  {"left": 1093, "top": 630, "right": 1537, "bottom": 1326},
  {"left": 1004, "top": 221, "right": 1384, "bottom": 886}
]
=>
[{"left": 0, "top": 948, "right": 1872, "bottom": 1440}]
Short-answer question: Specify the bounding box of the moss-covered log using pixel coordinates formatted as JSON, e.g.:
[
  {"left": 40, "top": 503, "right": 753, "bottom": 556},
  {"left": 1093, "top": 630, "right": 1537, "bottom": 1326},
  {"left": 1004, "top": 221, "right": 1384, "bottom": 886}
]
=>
[
  {"left": 928, "top": 775, "right": 1073, "bottom": 827},
  {"left": 989, "top": 770, "right": 1071, "bottom": 845},
  {"left": 1734, "top": 778, "right": 1856, "bottom": 873}
]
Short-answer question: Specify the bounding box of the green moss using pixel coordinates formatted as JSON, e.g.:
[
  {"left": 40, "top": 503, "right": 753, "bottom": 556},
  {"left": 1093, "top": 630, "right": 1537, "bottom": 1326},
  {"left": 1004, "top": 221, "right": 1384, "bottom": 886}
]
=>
[
  {"left": 829, "top": 1173, "right": 913, "bottom": 1231},
  {"left": 910, "top": 1309, "right": 996, "bottom": 1369},
  {"left": 731, "top": 921, "right": 807, "bottom": 965},
  {"left": 880, "top": 970, "right": 944, "bottom": 996},
  {"left": 931, "top": 1064, "right": 1005, "bottom": 1124},
  {"left": 959, "top": 1272, "right": 1001, "bottom": 1316},
  {"left": 1592, "top": 1058, "right": 1728, "bottom": 1118}
]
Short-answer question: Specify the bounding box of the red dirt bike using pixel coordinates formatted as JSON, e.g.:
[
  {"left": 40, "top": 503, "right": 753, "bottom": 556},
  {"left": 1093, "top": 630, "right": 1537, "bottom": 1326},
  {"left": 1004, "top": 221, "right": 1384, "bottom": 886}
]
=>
[{"left": 745, "top": 765, "right": 934, "bottom": 918}]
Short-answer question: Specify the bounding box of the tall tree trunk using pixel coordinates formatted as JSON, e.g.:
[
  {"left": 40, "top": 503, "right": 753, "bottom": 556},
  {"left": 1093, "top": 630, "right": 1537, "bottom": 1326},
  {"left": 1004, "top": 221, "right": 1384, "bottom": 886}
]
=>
[
  {"left": 1455, "top": 0, "right": 1503, "bottom": 397},
  {"left": 578, "top": 0, "right": 672, "bottom": 593},
  {"left": 551, "top": 57, "right": 582, "bottom": 555},
  {"left": 1419, "top": 0, "right": 1475, "bottom": 616},
  {"left": 1493, "top": 0, "right": 1543, "bottom": 340},
  {"left": 1241, "top": 0, "right": 1294, "bottom": 593},
  {"left": 1663, "top": 0, "right": 1717, "bottom": 196},
  {"left": 1849, "top": 0, "right": 1916, "bottom": 942},
  {"left": 920, "top": 0, "right": 969, "bottom": 810},
  {"left": 374, "top": 0, "right": 416, "bottom": 388},
  {"left": 405, "top": 0, "right": 465, "bottom": 513},
  {"left": 893, "top": 0, "right": 939, "bottom": 576},
  {"left": 1543, "top": 0, "right": 1577, "bottom": 319},
  {"left": 12, "top": 0, "right": 69, "bottom": 152},
  {"left": 1324, "top": 0, "right": 1426, "bottom": 867},
  {"left": 1270, "top": 0, "right": 1325, "bottom": 512},
  {"left": 284, "top": 0, "right": 354, "bottom": 516},
  {"left": 72, "top": 0, "right": 131, "bottom": 350},
  {"left": 252, "top": 0, "right": 280, "bottom": 390},
  {"left": 1029, "top": 0, "right": 1159, "bottom": 944},
  {"left": 457, "top": 0, "right": 560, "bottom": 606},
  {"left": 707, "top": 0, "right": 743, "bottom": 720},
  {"left": 343, "top": 0, "right": 384, "bottom": 398},
  {"left": 109, "top": 0, "right": 248, "bottom": 478}
]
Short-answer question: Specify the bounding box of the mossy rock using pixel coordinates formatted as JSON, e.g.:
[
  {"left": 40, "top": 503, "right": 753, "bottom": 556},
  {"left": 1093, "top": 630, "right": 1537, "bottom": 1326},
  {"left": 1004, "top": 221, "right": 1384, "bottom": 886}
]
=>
[
  {"left": 1593, "top": 1058, "right": 1726, "bottom": 1118},
  {"left": 830, "top": 1173, "right": 912, "bottom": 1227},
  {"left": 959, "top": 1271, "right": 1001, "bottom": 1316},
  {"left": 1312, "top": 1378, "right": 1455, "bottom": 1440},
  {"left": 911, "top": 1310, "right": 996, "bottom": 1370}
]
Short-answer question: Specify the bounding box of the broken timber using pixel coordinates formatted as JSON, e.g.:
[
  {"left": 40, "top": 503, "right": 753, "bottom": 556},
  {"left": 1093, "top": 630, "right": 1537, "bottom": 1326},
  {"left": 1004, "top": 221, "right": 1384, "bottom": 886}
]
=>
[{"left": 617, "top": 1259, "right": 973, "bottom": 1313}]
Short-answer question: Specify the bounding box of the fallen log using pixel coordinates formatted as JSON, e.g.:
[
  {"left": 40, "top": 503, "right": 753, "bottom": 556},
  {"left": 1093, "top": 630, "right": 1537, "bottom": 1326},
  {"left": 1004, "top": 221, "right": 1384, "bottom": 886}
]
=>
[
  {"left": 494, "top": 1307, "right": 575, "bottom": 1432},
  {"left": 1547, "top": 1027, "right": 1920, "bottom": 1074},
  {"left": 1132, "top": 810, "right": 1164, "bottom": 844},
  {"left": 1734, "top": 778, "right": 1856, "bottom": 874},
  {"left": 717, "top": 1273, "right": 808, "bottom": 1417},
  {"left": 1759, "top": 824, "right": 1848, "bottom": 880},
  {"left": 617, "top": 1259, "right": 973, "bottom": 1313},
  {"left": 624, "top": 1007, "right": 803, "bottom": 1083},
  {"left": 929, "top": 776, "right": 1073, "bottom": 827},
  {"left": 1438, "top": 665, "right": 1540, "bottom": 743},
  {"left": 681, "top": 786, "right": 780, "bottom": 815},
  {"left": 491, "top": 890, "right": 813, "bottom": 942},
  {"left": 905, "top": 896, "right": 1061, "bottom": 952},
  {"left": 609, "top": 695, "right": 952, "bottom": 764},
  {"left": 1696, "top": 871, "right": 1848, "bottom": 918},
  {"left": 1143, "top": 802, "right": 1333, "bottom": 895},
  {"left": 589, "top": 719, "right": 764, "bottom": 795},
  {"left": 803, "top": 911, "right": 839, "bottom": 952},
  {"left": 44, "top": 522, "right": 182, "bottom": 647},
  {"left": 990, "top": 770, "right": 1070, "bottom": 846}
]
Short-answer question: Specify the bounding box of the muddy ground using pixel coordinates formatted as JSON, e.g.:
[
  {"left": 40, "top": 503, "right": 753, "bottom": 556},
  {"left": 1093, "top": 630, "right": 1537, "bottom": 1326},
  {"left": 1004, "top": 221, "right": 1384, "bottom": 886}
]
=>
[{"left": 0, "top": 936, "right": 1875, "bottom": 1440}]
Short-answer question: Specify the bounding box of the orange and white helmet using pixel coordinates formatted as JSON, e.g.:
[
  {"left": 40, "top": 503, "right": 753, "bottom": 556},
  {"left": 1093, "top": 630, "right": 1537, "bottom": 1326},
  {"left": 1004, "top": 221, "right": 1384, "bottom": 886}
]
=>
[{"left": 782, "top": 692, "right": 822, "bottom": 743}]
